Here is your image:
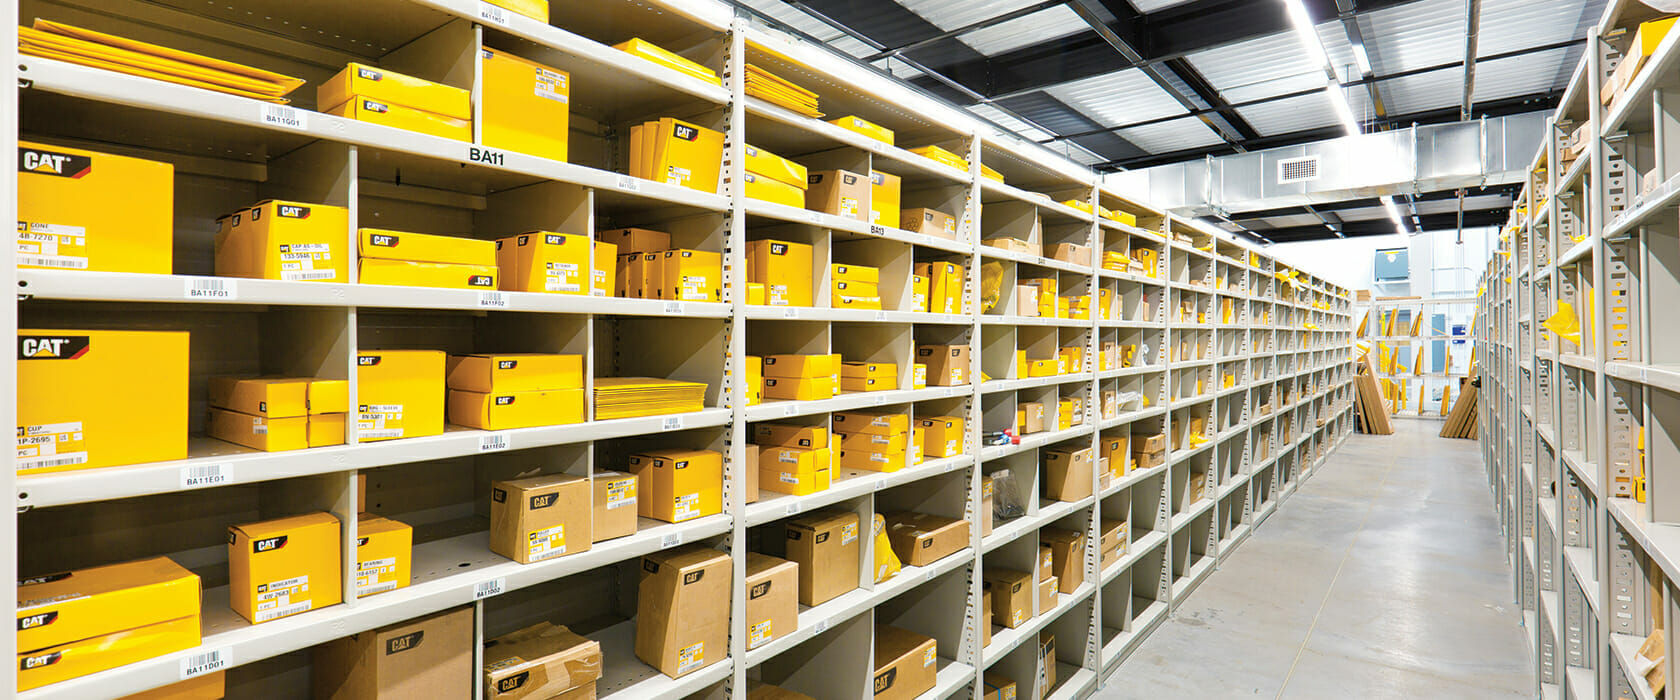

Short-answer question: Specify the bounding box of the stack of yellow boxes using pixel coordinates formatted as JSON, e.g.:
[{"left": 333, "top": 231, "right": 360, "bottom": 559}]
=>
[
  {"left": 20, "top": 19, "right": 304, "bottom": 102},
  {"left": 832, "top": 263, "right": 882, "bottom": 310},
  {"left": 918, "top": 415, "right": 965, "bottom": 459},
  {"left": 748, "top": 239, "right": 813, "bottom": 306},
  {"left": 215, "top": 200, "right": 350, "bottom": 282},
  {"left": 630, "top": 118, "right": 725, "bottom": 193},
  {"left": 446, "top": 353, "right": 585, "bottom": 430},
  {"left": 616, "top": 38, "right": 722, "bottom": 85},
  {"left": 908, "top": 145, "right": 1001, "bottom": 182},
  {"left": 916, "top": 262, "right": 965, "bottom": 314},
  {"left": 321, "top": 63, "right": 471, "bottom": 141},
  {"left": 1102, "top": 251, "right": 1130, "bottom": 274},
  {"left": 829, "top": 115, "right": 894, "bottom": 145},
  {"left": 358, "top": 229, "right": 497, "bottom": 289},
  {"left": 1021, "top": 278, "right": 1058, "bottom": 318},
  {"left": 207, "top": 377, "right": 348, "bottom": 451},
  {"left": 620, "top": 247, "right": 723, "bottom": 302},
  {"left": 746, "top": 64, "right": 821, "bottom": 117},
  {"left": 496, "top": 231, "right": 615, "bottom": 296},
  {"left": 743, "top": 145, "right": 808, "bottom": 208},
  {"left": 871, "top": 171, "right": 902, "bottom": 228},
  {"left": 605, "top": 227, "right": 669, "bottom": 297},
  {"left": 834, "top": 411, "right": 913, "bottom": 472},
  {"left": 594, "top": 377, "right": 708, "bottom": 419},
  {"left": 485, "top": 0, "right": 547, "bottom": 20},
  {"left": 762, "top": 354, "right": 840, "bottom": 401},
  {"left": 1058, "top": 346, "right": 1084, "bottom": 374},
  {"left": 755, "top": 423, "right": 832, "bottom": 495},
  {"left": 16, "top": 557, "right": 201, "bottom": 691},
  {"left": 841, "top": 360, "right": 897, "bottom": 393},
  {"left": 19, "top": 141, "right": 174, "bottom": 274},
  {"left": 480, "top": 46, "right": 569, "bottom": 161},
  {"left": 357, "top": 349, "right": 446, "bottom": 441},
  {"left": 629, "top": 448, "right": 724, "bottom": 522}
]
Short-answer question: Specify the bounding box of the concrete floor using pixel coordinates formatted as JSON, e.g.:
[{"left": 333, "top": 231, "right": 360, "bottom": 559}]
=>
[{"left": 1099, "top": 420, "right": 1532, "bottom": 699}]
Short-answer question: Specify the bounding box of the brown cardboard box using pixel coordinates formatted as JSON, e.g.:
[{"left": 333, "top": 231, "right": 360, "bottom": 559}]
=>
[
  {"left": 627, "top": 448, "right": 723, "bottom": 523},
  {"left": 983, "top": 237, "right": 1038, "bottom": 257},
  {"left": 1038, "top": 575, "right": 1057, "bottom": 613},
  {"left": 980, "top": 476, "right": 995, "bottom": 537},
  {"left": 1180, "top": 471, "right": 1208, "bottom": 510},
  {"left": 490, "top": 474, "right": 592, "bottom": 564},
  {"left": 635, "top": 546, "right": 731, "bottom": 678},
  {"left": 482, "top": 622, "right": 603, "bottom": 699},
  {"left": 1099, "top": 434, "right": 1129, "bottom": 478},
  {"left": 982, "top": 672, "right": 1017, "bottom": 700},
  {"left": 982, "top": 589, "right": 994, "bottom": 646},
  {"left": 1016, "top": 285, "right": 1040, "bottom": 317},
  {"left": 1099, "top": 519, "right": 1128, "bottom": 557},
  {"left": 916, "top": 345, "right": 971, "bottom": 386},
  {"left": 1049, "top": 243, "right": 1090, "bottom": 265},
  {"left": 1037, "top": 545, "right": 1054, "bottom": 583},
  {"left": 745, "top": 553, "right": 799, "bottom": 651},
  {"left": 872, "top": 625, "right": 938, "bottom": 700},
  {"left": 592, "top": 471, "right": 638, "bottom": 542},
  {"left": 784, "top": 510, "right": 860, "bottom": 605},
  {"left": 1023, "top": 403, "right": 1046, "bottom": 434},
  {"left": 883, "top": 512, "right": 970, "bottom": 566},
  {"left": 745, "top": 444, "right": 760, "bottom": 504},
  {"left": 1040, "top": 632, "right": 1057, "bottom": 690},
  {"left": 985, "top": 568, "right": 1033, "bottom": 629},
  {"left": 747, "top": 684, "right": 817, "bottom": 700},
  {"left": 902, "top": 208, "right": 957, "bottom": 239},
  {"left": 1136, "top": 434, "right": 1166, "bottom": 453},
  {"left": 805, "top": 170, "right": 870, "bottom": 222},
  {"left": 1041, "top": 528, "right": 1085, "bottom": 593},
  {"left": 1043, "top": 448, "right": 1093, "bottom": 502},
  {"left": 315, "top": 607, "right": 473, "bottom": 700}
]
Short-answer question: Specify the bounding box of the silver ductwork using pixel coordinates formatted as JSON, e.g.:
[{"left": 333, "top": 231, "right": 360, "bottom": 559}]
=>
[{"left": 1107, "top": 111, "right": 1547, "bottom": 216}]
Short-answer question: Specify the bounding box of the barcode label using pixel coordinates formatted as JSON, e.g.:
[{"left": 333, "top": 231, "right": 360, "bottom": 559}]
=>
[
  {"left": 661, "top": 532, "right": 684, "bottom": 548},
  {"left": 260, "top": 104, "right": 307, "bottom": 130},
  {"left": 478, "top": 292, "right": 509, "bottom": 309},
  {"left": 806, "top": 211, "right": 823, "bottom": 224},
  {"left": 782, "top": 405, "right": 799, "bottom": 417},
  {"left": 181, "top": 648, "right": 230, "bottom": 679},
  {"left": 473, "top": 578, "right": 506, "bottom": 600},
  {"left": 181, "top": 463, "right": 232, "bottom": 489},
  {"left": 617, "top": 174, "right": 641, "bottom": 192},
  {"left": 664, "top": 301, "right": 682, "bottom": 314},
  {"left": 782, "top": 307, "right": 798, "bottom": 319},
  {"left": 785, "top": 502, "right": 801, "bottom": 515},
  {"left": 479, "top": 432, "right": 511, "bottom": 452},
  {"left": 662, "top": 416, "right": 683, "bottom": 430},
  {"left": 874, "top": 311, "right": 887, "bottom": 321},
  {"left": 283, "top": 270, "right": 337, "bottom": 281},
  {"left": 478, "top": 3, "right": 509, "bottom": 25},
  {"left": 17, "top": 256, "right": 86, "bottom": 269},
  {"left": 876, "top": 479, "right": 887, "bottom": 490},
  {"left": 184, "top": 277, "right": 237, "bottom": 300},
  {"left": 811, "top": 619, "right": 828, "bottom": 635},
  {"left": 17, "top": 453, "right": 88, "bottom": 471}
]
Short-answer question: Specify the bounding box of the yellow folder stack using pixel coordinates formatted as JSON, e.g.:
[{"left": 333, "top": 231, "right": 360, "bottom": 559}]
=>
[
  {"left": 20, "top": 20, "right": 304, "bottom": 103},
  {"left": 593, "top": 377, "right": 708, "bottom": 420},
  {"left": 615, "top": 39, "right": 721, "bottom": 86},
  {"left": 745, "top": 64, "right": 821, "bottom": 118}
]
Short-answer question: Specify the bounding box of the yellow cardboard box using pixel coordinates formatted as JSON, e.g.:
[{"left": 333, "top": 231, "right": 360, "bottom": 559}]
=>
[
  {"left": 229, "top": 512, "right": 342, "bottom": 624},
  {"left": 916, "top": 262, "right": 965, "bottom": 314},
  {"left": 481, "top": 47, "right": 570, "bottom": 162},
  {"left": 837, "top": 430, "right": 906, "bottom": 453},
  {"left": 18, "top": 141, "right": 173, "bottom": 273},
  {"left": 840, "top": 447, "right": 906, "bottom": 472},
  {"left": 918, "top": 416, "right": 964, "bottom": 458},
  {"left": 593, "top": 240, "right": 616, "bottom": 297},
  {"left": 744, "top": 172, "right": 806, "bottom": 208},
  {"left": 629, "top": 448, "right": 723, "bottom": 523},
  {"left": 448, "top": 353, "right": 583, "bottom": 392},
  {"left": 361, "top": 228, "right": 494, "bottom": 265},
  {"left": 327, "top": 95, "right": 471, "bottom": 141},
  {"left": 833, "top": 279, "right": 879, "bottom": 299},
  {"left": 208, "top": 376, "right": 310, "bottom": 417},
  {"left": 828, "top": 116, "right": 894, "bottom": 145},
  {"left": 763, "top": 376, "right": 835, "bottom": 401},
  {"left": 16, "top": 557, "right": 199, "bottom": 653},
  {"left": 495, "top": 232, "right": 591, "bottom": 294},
  {"left": 486, "top": 0, "right": 547, "bottom": 20},
  {"left": 870, "top": 171, "right": 901, "bottom": 226},
  {"left": 308, "top": 379, "right": 347, "bottom": 414},
  {"left": 648, "top": 118, "right": 725, "bottom": 193},
  {"left": 753, "top": 423, "right": 829, "bottom": 449},
  {"left": 357, "top": 349, "right": 446, "bottom": 441},
  {"left": 208, "top": 408, "right": 308, "bottom": 452},
  {"left": 912, "top": 274, "right": 930, "bottom": 312},
  {"left": 310, "top": 413, "right": 346, "bottom": 447},
  {"left": 662, "top": 249, "right": 722, "bottom": 301},
  {"left": 593, "top": 470, "right": 639, "bottom": 542},
  {"left": 832, "top": 411, "right": 909, "bottom": 435},
  {"left": 748, "top": 239, "right": 814, "bottom": 307},
  {"left": 833, "top": 263, "right": 880, "bottom": 284},
  {"left": 763, "top": 353, "right": 838, "bottom": 379},
  {"left": 745, "top": 145, "right": 808, "bottom": 189},
  {"left": 354, "top": 514, "right": 411, "bottom": 598},
  {"left": 216, "top": 200, "right": 349, "bottom": 282},
  {"left": 746, "top": 356, "right": 764, "bottom": 405},
  {"left": 447, "top": 388, "right": 585, "bottom": 429},
  {"left": 17, "top": 329, "right": 187, "bottom": 473},
  {"left": 747, "top": 282, "right": 767, "bottom": 306},
  {"left": 358, "top": 259, "right": 497, "bottom": 289},
  {"left": 759, "top": 446, "right": 832, "bottom": 495},
  {"left": 19, "top": 616, "right": 200, "bottom": 691},
  {"left": 319, "top": 63, "right": 471, "bottom": 120}
]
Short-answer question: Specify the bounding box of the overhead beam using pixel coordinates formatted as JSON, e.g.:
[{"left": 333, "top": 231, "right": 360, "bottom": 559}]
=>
[
  {"left": 1334, "top": 0, "right": 1386, "bottom": 118},
  {"left": 1231, "top": 183, "right": 1521, "bottom": 221},
  {"left": 1258, "top": 209, "right": 1508, "bottom": 240}
]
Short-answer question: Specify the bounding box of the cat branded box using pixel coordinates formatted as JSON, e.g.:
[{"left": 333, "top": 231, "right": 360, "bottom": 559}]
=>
[
  {"left": 916, "top": 345, "right": 971, "bottom": 386},
  {"left": 490, "top": 474, "right": 591, "bottom": 564},
  {"left": 915, "top": 262, "right": 965, "bottom": 314},
  {"left": 641, "top": 118, "right": 725, "bottom": 193},
  {"left": 447, "top": 388, "right": 585, "bottom": 430},
  {"left": 744, "top": 145, "right": 807, "bottom": 189},
  {"left": 320, "top": 63, "right": 471, "bottom": 121},
  {"left": 753, "top": 422, "right": 829, "bottom": 449},
  {"left": 759, "top": 446, "right": 831, "bottom": 496},
  {"left": 784, "top": 511, "right": 860, "bottom": 605},
  {"left": 600, "top": 227, "right": 671, "bottom": 255},
  {"left": 354, "top": 515, "right": 411, "bottom": 598},
  {"left": 833, "top": 410, "right": 909, "bottom": 436},
  {"left": 1044, "top": 448, "right": 1093, "bottom": 502},
  {"left": 762, "top": 376, "right": 835, "bottom": 401},
  {"left": 832, "top": 263, "right": 879, "bottom": 285},
  {"left": 208, "top": 376, "right": 309, "bottom": 417},
  {"left": 884, "top": 512, "right": 969, "bottom": 566},
  {"left": 207, "top": 407, "right": 308, "bottom": 452},
  {"left": 661, "top": 249, "right": 722, "bottom": 301},
  {"left": 358, "top": 259, "right": 497, "bottom": 289},
  {"left": 1040, "top": 528, "right": 1084, "bottom": 593},
  {"left": 902, "top": 208, "right": 956, "bottom": 240},
  {"left": 495, "top": 232, "right": 592, "bottom": 294},
  {"left": 18, "top": 329, "right": 188, "bottom": 473},
  {"left": 228, "top": 512, "right": 342, "bottom": 624},
  {"left": 16, "top": 557, "right": 199, "bottom": 654},
  {"left": 917, "top": 415, "right": 964, "bottom": 458},
  {"left": 315, "top": 606, "right": 472, "bottom": 700},
  {"left": 828, "top": 115, "right": 894, "bottom": 145},
  {"left": 327, "top": 95, "right": 471, "bottom": 141},
  {"left": 484, "top": 622, "right": 602, "bottom": 699},
  {"left": 357, "top": 350, "right": 446, "bottom": 441},
  {"left": 747, "top": 239, "right": 813, "bottom": 307},
  {"left": 18, "top": 141, "right": 173, "bottom": 273},
  {"left": 448, "top": 353, "right": 583, "bottom": 393},
  {"left": 311, "top": 379, "right": 348, "bottom": 414},
  {"left": 984, "top": 568, "right": 1032, "bottom": 628},
  {"left": 19, "top": 616, "right": 200, "bottom": 691},
  {"left": 839, "top": 446, "right": 906, "bottom": 472},
  {"left": 743, "top": 172, "right": 805, "bottom": 208},
  {"left": 361, "top": 228, "right": 494, "bottom": 266},
  {"left": 870, "top": 171, "right": 901, "bottom": 226},
  {"left": 311, "top": 413, "right": 347, "bottom": 448},
  {"left": 215, "top": 200, "right": 348, "bottom": 282},
  {"left": 592, "top": 241, "right": 615, "bottom": 296},
  {"left": 805, "top": 169, "right": 870, "bottom": 221},
  {"left": 744, "top": 553, "right": 798, "bottom": 650},
  {"left": 763, "top": 353, "right": 838, "bottom": 380},
  {"left": 911, "top": 274, "right": 930, "bottom": 312},
  {"left": 1038, "top": 546, "right": 1053, "bottom": 582},
  {"left": 486, "top": 0, "right": 548, "bottom": 20},
  {"left": 1099, "top": 519, "right": 1129, "bottom": 568},
  {"left": 118, "top": 673, "right": 225, "bottom": 700},
  {"left": 636, "top": 546, "right": 731, "bottom": 678},
  {"left": 1050, "top": 242, "right": 1090, "bottom": 266},
  {"left": 980, "top": 475, "right": 994, "bottom": 536},
  {"left": 872, "top": 625, "right": 936, "bottom": 700},
  {"left": 481, "top": 47, "right": 570, "bottom": 162},
  {"left": 593, "top": 471, "right": 638, "bottom": 542},
  {"left": 628, "top": 448, "right": 723, "bottom": 523}
]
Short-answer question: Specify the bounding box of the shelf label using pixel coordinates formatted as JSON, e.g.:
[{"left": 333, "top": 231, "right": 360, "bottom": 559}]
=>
[
  {"left": 661, "top": 532, "right": 684, "bottom": 548},
  {"left": 479, "top": 432, "right": 511, "bottom": 453},
  {"left": 467, "top": 146, "right": 506, "bottom": 167},
  {"left": 181, "top": 648, "right": 230, "bottom": 680},
  {"left": 662, "top": 416, "right": 684, "bottom": 431},
  {"left": 181, "top": 463, "right": 232, "bottom": 489},
  {"left": 874, "top": 311, "right": 887, "bottom": 321},
  {"left": 875, "top": 479, "right": 888, "bottom": 491},
  {"left": 943, "top": 462, "right": 957, "bottom": 473},
  {"left": 260, "top": 104, "right": 307, "bottom": 131},
  {"left": 664, "top": 301, "right": 683, "bottom": 314},
  {"left": 782, "top": 307, "right": 798, "bottom": 319},
  {"left": 805, "top": 211, "right": 823, "bottom": 224},
  {"left": 478, "top": 3, "right": 509, "bottom": 26},
  {"left": 184, "top": 277, "right": 236, "bottom": 301},
  {"left": 617, "top": 174, "right": 641, "bottom": 192},
  {"left": 810, "top": 619, "right": 828, "bottom": 635},
  {"left": 869, "top": 224, "right": 887, "bottom": 237},
  {"left": 473, "top": 578, "right": 506, "bottom": 600},
  {"left": 782, "top": 404, "right": 799, "bottom": 417},
  {"left": 785, "top": 502, "right": 801, "bottom": 516},
  {"left": 927, "top": 568, "right": 938, "bottom": 582},
  {"left": 477, "top": 292, "right": 509, "bottom": 309}
]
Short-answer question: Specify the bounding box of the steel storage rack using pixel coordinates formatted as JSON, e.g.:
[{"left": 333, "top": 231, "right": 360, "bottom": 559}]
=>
[
  {"left": 2, "top": 1, "right": 1357, "bottom": 698},
  {"left": 1357, "top": 296, "right": 1478, "bottom": 418}
]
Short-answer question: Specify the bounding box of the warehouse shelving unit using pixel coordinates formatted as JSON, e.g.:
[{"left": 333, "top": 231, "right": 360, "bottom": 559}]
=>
[
  {"left": 3, "top": 1, "right": 1356, "bottom": 698},
  {"left": 1357, "top": 296, "right": 1476, "bottom": 418}
]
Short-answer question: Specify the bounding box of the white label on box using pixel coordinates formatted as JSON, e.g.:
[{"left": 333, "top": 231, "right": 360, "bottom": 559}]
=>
[
  {"left": 779, "top": 472, "right": 798, "bottom": 484},
  {"left": 478, "top": 291, "right": 509, "bottom": 309},
  {"left": 184, "top": 276, "right": 237, "bottom": 300},
  {"left": 478, "top": 2, "right": 509, "bottom": 25},
  {"left": 473, "top": 577, "right": 506, "bottom": 600},
  {"left": 479, "top": 432, "right": 511, "bottom": 452},
  {"left": 260, "top": 104, "right": 308, "bottom": 130},
  {"left": 181, "top": 648, "right": 230, "bottom": 680},
  {"left": 535, "top": 68, "right": 569, "bottom": 103},
  {"left": 182, "top": 463, "right": 232, "bottom": 489},
  {"left": 676, "top": 642, "right": 705, "bottom": 673},
  {"left": 526, "top": 525, "right": 566, "bottom": 560}
]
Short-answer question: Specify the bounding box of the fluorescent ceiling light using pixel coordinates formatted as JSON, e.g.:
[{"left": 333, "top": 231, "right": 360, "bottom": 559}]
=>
[
  {"left": 1382, "top": 196, "right": 1410, "bottom": 234},
  {"left": 1351, "top": 43, "right": 1372, "bottom": 75}
]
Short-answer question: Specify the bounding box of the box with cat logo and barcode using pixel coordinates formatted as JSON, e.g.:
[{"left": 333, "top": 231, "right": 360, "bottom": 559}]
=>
[
  {"left": 635, "top": 545, "right": 731, "bottom": 678},
  {"left": 489, "top": 474, "right": 591, "bottom": 564},
  {"left": 627, "top": 448, "right": 722, "bottom": 523},
  {"left": 358, "top": 228, "right": 497, "bottom": 290},
  {"left": 215, "top": 200, "right": 349, "bottom": 282},
  {"left": 18, "top": 140, "right": 173, "bottom": 273},
  {"left": 872, "top": 625, "right": 937, "bottom": 700},
  {"left": 357, "top": 349, "right": 446, "bottom": 441},
  {"left": 482, "top": 622, "right": 601, "bottom": 699},
  {"left": 495, "top": 232, "right": 591, "bottom": 294},
  {"left": 17, "top": 329, "right": 188, "bottom": 474},
  {"left": 592, "top": 470, "right": 638, "bottom": 542},
  {"left": 744, "top": 553, "right": 797, "bottom": 651},
  {"left": 481, "top": 47, "right": 570, "bottom": 162},
  {"left": 16, "top": 557, "right": 200, "bottom": 656},
  {"left": 314, "top": 606, "right": 473, "bottom": 700},
  {"left": 354, "top": 515, "right": 412, "bottom": 598},
  {"left": 228, "top": 512, "right": 343, "bottom": 624}
]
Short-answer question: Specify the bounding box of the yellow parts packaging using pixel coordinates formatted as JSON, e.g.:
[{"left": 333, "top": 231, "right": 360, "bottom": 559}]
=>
[
  {"left": 916, "top": 261, "right": 966, "bottom": 314},
  {"left": 18, "top": 141, "right": 174, "bottom": 273},
  {"left": 748, "top": 239, "right": 814, "bottom": 306},
  {"left": 17, "top": 329, "right": 187, "bottom": 474},
  {"left": 633, "top": 118, "right": 725, "bottom": 193},
  {"left": 744, "top": 145, "right": 809, "bottom": 189},
  {"left": 828, "top": 115, "right": 895, "bottom": 145},
  {"left": 480, "top": 47, "right": 570, "bottom": 162},
  {"left": 662, "top": 249, "right": 723, "bottom": 302},
  {"left": 834, "top": 263, "right": 881, "bottom": 284},
  {"left": 744, "top": 172, "right": 806, "bottom": 208},
  {"left": 615, "top": 38, "right": 721, "bottom": 86},
  {"left": 327, "top": 95, "right": 471, "bottom": 141},
  {"left": 918, "top": 416, "right": 965, "bottom": 458},
  {"left": 486, "top": 0, "right": 548, "bottom": 20},
  {"left": 361, "top": 228, "right": 494, "bottom": 265},
  {"left": 208, "top": 408, "right": 308, "bottom": 452},
  {"left": 16, "top": 557, "right": 199, "bottom": 655},
  {"left": 228, "top": 512, "right": 342, "bottom": 624},
  {"left": 1545, "top": 301, "right": 1582, "bottom": 346},
  {"left": 759, "top": 446, "right": 832, "bottom": 496},
  {"left": 19, "top": 616, "right": 200, "bottom": 691},
  {"left": 806, "top": 169, "right": 871, "bottom": 222},
  {"left": 871, "top": 171, "right": 902, "bottom": 226},
  {"left": 359, "top": 259, "right": 497, "bottom": 289},
  {"left": 447, "top": 353, "right": 583, "bottom": 393},
  {"left": 489, "top": 474, "right": 591, "bottom": 564},
  {"left": 320, "top": 63, "right": 470, "bottom": 120},
  {"left": 872, "top": 513, "right": 903, "bottom": 583},
  {"left": 447, "top": 389, "right": 585, "bottom": 430},
  {"left": 21, "top": 19, "right": 304, "bottom": 102},
  {"left": 357, "top": 349, "right": 446, "bottom": 441},
  {"left": 354, "top": 514, "right": 412, "bottom": 598},
  {"left": 629, "top": 448, "right": 724, "bottom": 523},
  {"left": 216, "top": 200, "right": 349, "bottom": 282},
  {"left": 495, "top": 231, "right": 591, "bottom": 294}
]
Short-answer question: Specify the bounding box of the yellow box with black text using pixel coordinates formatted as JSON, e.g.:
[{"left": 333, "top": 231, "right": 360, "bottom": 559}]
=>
[
  {"left": 229, "top": 512, "right": 342, "bottom": 624},
  {"left": 17, "top": 329, "right": 187, "bottom": 474},
  {"left": 495, "top": 232, "right": 591, "bottom": 294},
  {"left": 19, "top": 616, "right": 200, "bottom": 691},
  {"left": 355, "top": 514, "right": 411, "bottom": 598},
  {"left": 481, "top": 47, "right": 570, "bottom": 162},
  {"left": 357, "top": 350, "right": 445, "bottom": 441},
  {"left": 208, "top": 408, "right": 308, "bottom": 452},
  {"left": 327, "top": 95, "right": 470, "bottom": 141},
  {"left": 759, "top": 446, "right": 831, "bottom": 496},
  {"left": 319, "top": 63, "right": 470, "bottom": 120},
  {"left": 216, "top": 200, "right": 349, "bottom": 282},
  {"left": 447, "top": 388, "right": 584, "bottom": 430},
  {"left": 744, "top": 172, "right": 805, "bottom": 208},
  {"left": 359, "top": 259, "right": 497, "bottom": 290},
  {"left": 18, "top": 141, "right": 173, "bottom": 274}
]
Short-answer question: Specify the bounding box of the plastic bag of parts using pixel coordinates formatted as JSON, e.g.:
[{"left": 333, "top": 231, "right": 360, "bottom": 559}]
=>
[
  {"left": 873, "top": 513, "right": 902, "bottom": 583},
  {"left": 988, "top": 468, "right": 1027, "bottom": 522},
  {"left": 980, "top": 261, "right": 1004, "bottom": 313},
  {"left": 1116, "top": 391, "right": 1144, "bottom": 412}
]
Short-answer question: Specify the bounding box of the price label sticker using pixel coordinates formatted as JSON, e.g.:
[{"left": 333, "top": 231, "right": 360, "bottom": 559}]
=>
[
  {"left": 662, "top": 416, "right": 684, "bottom": 431},
  {"left": 181, "top": 463, "right": 232, "bottom": 489},
  {"left": 617, "top": 174, "right": 641, "bottom": 192},
  {"left": 478, "top": 292, "right": 509, "bottom": 309},
  {"left": 478, "top": 2, "right": 509, "bottom": 25},
  {"left": 662, "top": 532, "right": 684, "bottom": 548},
  {"left": 260, "top": 104, "right": 307, "bottom": 131},
  {"left": 473, "top": 578, "right": 506, "bottom": 600},
  {"left": 184, "top": 277, "right": 237, "bottom": 301},
  {"left": 479, "top": 432, "right": 511, "bottom": 453},
  {"left": 181, "top": 648, "right": 230, "bottom": 680}
]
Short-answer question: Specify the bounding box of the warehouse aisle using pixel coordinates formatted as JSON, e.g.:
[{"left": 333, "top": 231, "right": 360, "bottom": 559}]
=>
[{"left": 1099, "top": 420, "right": 1530, "bottom": 698}]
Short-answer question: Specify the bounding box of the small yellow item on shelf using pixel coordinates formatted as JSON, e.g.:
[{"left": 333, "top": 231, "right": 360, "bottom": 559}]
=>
[{"left": 1543, "top": 301, "right": 1581, "bottom": 346}]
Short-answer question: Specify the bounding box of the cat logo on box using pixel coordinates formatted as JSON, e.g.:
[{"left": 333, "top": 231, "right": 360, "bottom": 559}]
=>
[
  {"left": 357, "top": 66, "right": 383, "bottom": 81},
  {"left": 18, "top": 335, "right": 88, "bottom": 360},
  {"left": 22, "top": 651, "right": 61, "bottom": 671},
  {"left": 19, "top": 148, "right": 91, "bottom": 178},
  {"left": 254, "top": 535, "right": 288, "bottom": 553},
  {"left": 358, "top": 355, "right": 382, "bottom": 366},
  {"left": 469, "top": 275, "right": 495, "bottom": 287},
  {"left": 17, "top": 611, "right": 56, "bottom": 631},
  {"left": 492, "top": 487, "right": 508, "bottom": 503},
  {"left": 530, "top": 492, "right": 558, "bottom": 510},
  {"left": 771, "top": 242, "right": 788, "bottom": 255},
  {"left": 386, "top": 630, "right": 423, "bottom": 655},
  {"left": 363, "top": 99, "right": 390, "bottom": 114},
  {"left": 875, "top": 668, "right": 898, "bottom": 695},
  {"left": 497, "top": 672, "right": 530, "bottom": 694},
  {"left": 369, "top": 233, "right": 399, "bottom": 247},
  {"left": 683, "top": 570, "right": 705, "bottom": 585},
  {"left": 495, "top": 396, "right": 515, "bottom": 406},
  {"left": 497, "top": 360, "right": 517, "bottom": 370},
  {"left": 749, "top": 581, "right": 771, "bottom": 599},
  {"left": 278, "top": 205, "right": 311, "bottom": 219},
  {"left": 673, "top": 123, "right": 699, "bottom": 141}
]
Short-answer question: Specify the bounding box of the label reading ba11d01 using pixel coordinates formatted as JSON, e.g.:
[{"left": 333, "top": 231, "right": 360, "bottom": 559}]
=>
[{"left": 181, "top": 648, "right": 230, "bottom": 680}]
